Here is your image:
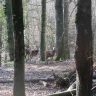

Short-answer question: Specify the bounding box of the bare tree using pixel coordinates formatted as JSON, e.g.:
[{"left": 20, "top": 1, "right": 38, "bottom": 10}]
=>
[
  {"left": 40, "top": 0, "right": 46, "bottom": 61},
  {"left": 75, "top": 0, "right": 93, "bottom": 96},
  {"left": 63, "top": 0, "right": 70, "bottom": 59},
  {"left": 5, "top": 0, "right": 14, "bottom": 61},
  {"left": 55, "top": 0, "right": 64, "bottom": 60},
  {"left": 11, "top": 0, "right": 25, "bottom": 96},
  {"left": 0, "top": 17, "right": 2, "bottom": 67}
]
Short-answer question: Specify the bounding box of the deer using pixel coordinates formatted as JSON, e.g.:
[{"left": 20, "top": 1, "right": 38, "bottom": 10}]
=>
[
  {"left": 24, "top": 45, "right": 39, "bottom": 62},
  {"left": 30, "top": 49, "right": 39, "bottom": 62},
  {"left": 45, "top": 47, "right": 56, "bottom": 64}
]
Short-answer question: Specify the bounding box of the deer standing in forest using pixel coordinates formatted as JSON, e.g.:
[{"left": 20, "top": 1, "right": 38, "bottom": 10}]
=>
[
  {"left": 45, "top": 47, "right": 56, "bottom": 64},
  {"left": 25, "top": 44, "right": 39, "bottom": 62},
  {"left": 30, "top": 49, "right": 39, "bottom": 61}
]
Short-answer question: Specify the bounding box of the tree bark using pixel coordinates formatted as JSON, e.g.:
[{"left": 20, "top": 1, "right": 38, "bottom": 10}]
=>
[
  {"left": 5, "top": 0, "right": 14, "bottom": 61},
  {"left": 92, "top": 0, "right": 96, "bottom": 62},
  {"left": 63, "top": 0, "right": 70, "bottom": 59},
  {"left": 55, "top": 0, "right": 64, "bottom": 60},
  {"left": 11, "top": 0, "right": 25, "bottom": 96},
  {"left": 75, "top": 0, "right": 93, "bottom": 96},
  {"left": 0, "top": 18, "right": 2, "bottom": 67},
  {"left": 40, "top": 0, "right": 46, "bottom": 61}
]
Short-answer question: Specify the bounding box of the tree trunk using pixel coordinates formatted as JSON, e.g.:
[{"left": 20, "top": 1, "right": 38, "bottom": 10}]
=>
[
  {"left": 0, "top": 18, "right": 2, "bottom": 67},
  {"left": 40, "top": 0, "right": 46, "bottom": 61},
  {"left": 75, "top": 0, "right": 93, "bottom": 96},
  {"left": 55, "top": 0, "right": 64, "bottom": 61},
  {"left": 63, "top": 0, "right": 70, "bottom": 59},
  {"left": 92, "top": 0, "right": 96, "bottom": 62},
  {"left": 11, "top": 0, "right": 25, "bottom": 96},
  {"left": 5, "top": 0, "right": 14, "bottom": 61}
]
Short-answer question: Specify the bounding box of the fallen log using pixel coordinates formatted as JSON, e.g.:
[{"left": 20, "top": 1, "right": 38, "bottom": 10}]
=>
[
  {"left": 67, "top": 80, "right": 96, "bottom": 91},
  {"left": 63, "top": 69, "right": 76, "bottom": 84},
  {"left": 67, "top": 81, "right": 76, "bottom": 91},
  {"left": 46, "top": 89, "right": 76, "bottom": 96},
  {"left": 46, "top": 80, "right": 96, "bottom": 96},
  {"left": 52, "top": 70, "right": 69, "bottom": 88},
  {"left": 0, "top": 78, "right": 54, "bottom": 83}
]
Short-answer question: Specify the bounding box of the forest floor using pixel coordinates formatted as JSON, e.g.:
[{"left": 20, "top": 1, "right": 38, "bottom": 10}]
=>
[{"left": 0, "top": 59, "right": 75, "bottom": 96}]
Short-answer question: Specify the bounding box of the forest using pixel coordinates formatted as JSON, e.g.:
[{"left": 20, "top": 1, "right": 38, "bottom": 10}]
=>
[{"left": 0, "top": 0, "right": 96, "bottom": 96}]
